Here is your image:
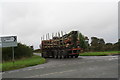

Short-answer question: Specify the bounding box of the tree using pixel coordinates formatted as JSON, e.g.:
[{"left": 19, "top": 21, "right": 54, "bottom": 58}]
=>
[
  {"left": 90, "top": 37, "right": 99, "bottom": 51},
  {"left": 105, "top": 43, "right": 113, "bottom": 51},
  {"left": 78, "top": 33, "right": 88, "bottom": 50},
  {"left": 113, "top": 39, "right": 120, "bottom": 51},
  {"left": 90, "top": 37, "right": 105, "bottom": 51},
  {"left": 98, "top": 38, "right": 105, "bottom": 51}
]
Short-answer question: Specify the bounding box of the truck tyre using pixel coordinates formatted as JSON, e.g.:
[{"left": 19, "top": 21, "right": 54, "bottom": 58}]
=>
[
  {"left": 64, "top": 56, "right": 67, "bottom": 58},
  {"left": 59, "top": 56, "right": 62, "bottom": 59},
  {"left": 60, "top": 50, "right": 65, "bottom": 59},
  {"left": 55, "top": 55, "right": 58, "bottom": 59},
  {"left": 71, "top": 55, "right": 73, "bottom": 58},
  {"left": 55, "top": 53, "right": 58, "bottom": 59},
  {"left": 54, "top": 50, "right": 58, "bottom": 59},
  {"left": 67, "top": 55, "right": 69, "bottom": 58},
  {"left": 51, "top": 51, "right": 54, "bottom": 58},
  {"left": 62, "top": 55, "right": 66, "bottom": 59},
  {"left": 58, "top": 50, "right": 62, "bottom": 59},
  {"left": 75, "top": 54, "right": 79, "bottom": 58},
  {"left": 62, "top": 50, "right": 67, "bottom": 59}
]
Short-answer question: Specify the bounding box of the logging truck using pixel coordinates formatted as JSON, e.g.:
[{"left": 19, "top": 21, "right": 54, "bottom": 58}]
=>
[{"left": 40, "top": 31, "right": 88, "bottom": 59}]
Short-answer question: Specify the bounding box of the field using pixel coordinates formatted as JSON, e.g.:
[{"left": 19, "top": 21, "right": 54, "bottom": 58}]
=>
[
  {"left": 79, "top": 51, "right": 120, "bottom": 56},
  {"left": 1, "top": 55, "right": 46, "bottom": 71}
]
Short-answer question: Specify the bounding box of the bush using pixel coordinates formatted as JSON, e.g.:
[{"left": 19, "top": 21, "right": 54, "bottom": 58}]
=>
[{"left": 2, "top": 43, "right": 33, "bottom": 61}]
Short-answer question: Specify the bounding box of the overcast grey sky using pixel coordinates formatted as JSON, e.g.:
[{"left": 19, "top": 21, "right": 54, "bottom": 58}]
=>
[{"left": 0, "top": 0, "right": 119, "bottom": 49}]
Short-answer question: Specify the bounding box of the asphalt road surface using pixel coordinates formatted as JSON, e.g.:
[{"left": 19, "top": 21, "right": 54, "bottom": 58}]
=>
[{"left": 2, "top": 55, "right": 118, "bottom": 78}]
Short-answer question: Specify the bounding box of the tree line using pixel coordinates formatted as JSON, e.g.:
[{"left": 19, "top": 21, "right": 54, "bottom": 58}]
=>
[{"left": 84, "top": 37, "right": 120, "bottom": 52}]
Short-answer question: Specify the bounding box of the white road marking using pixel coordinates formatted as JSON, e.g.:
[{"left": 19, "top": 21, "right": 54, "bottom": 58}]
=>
[
  {"left": 8, "top": 70, "right": 20, "bottom": 73},
  {"left": 35, "top": 67, "right": 44, "bottom": 69},
  {"left": 22, "top": 69, "right": 27, "bottom": 71},
  {"left": 28, "top": 69, "right": 32, "bottom": 70},
  {"left": 108, "top": 57, "right": 118, "bottom": 61}
]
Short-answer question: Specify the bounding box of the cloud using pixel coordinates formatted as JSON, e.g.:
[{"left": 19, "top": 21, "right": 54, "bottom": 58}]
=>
[{"left": 1, "top": 0, "right": 118, "bottom": 49}]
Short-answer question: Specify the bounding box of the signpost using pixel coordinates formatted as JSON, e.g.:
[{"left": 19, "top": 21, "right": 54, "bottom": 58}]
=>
[{"left": 0, "top": 35, "right": 17, "bottom": 63}]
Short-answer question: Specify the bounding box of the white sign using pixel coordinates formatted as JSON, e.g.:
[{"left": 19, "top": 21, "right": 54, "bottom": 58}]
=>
[
  {"left": 3, "top": 37, "right": 15, "bottom": 42},
  {"left": 2, "top": 37, "right": 16, "bottom": 42},
  {"left": 0, "top": 36, "right": 17, "bottom": 47}
]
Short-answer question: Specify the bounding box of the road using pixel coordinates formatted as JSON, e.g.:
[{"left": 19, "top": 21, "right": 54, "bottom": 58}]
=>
[{"left": 2, "top": 55, "right": 118, "bottom": 78}]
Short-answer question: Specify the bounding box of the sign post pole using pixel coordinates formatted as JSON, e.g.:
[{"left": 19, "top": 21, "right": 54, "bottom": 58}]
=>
[{"left": 12, "top": 47, "right": 15, "bottom": 63}]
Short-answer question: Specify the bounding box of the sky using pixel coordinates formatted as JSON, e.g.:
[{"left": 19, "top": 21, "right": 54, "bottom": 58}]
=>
[{"left": 0, "top": 0, "right": 119, "bottom": 49}]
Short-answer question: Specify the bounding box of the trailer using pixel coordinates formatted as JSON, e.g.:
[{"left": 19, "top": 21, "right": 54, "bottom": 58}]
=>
[{"left": 40, "top": 31, "right": 86, "bottom": 59}]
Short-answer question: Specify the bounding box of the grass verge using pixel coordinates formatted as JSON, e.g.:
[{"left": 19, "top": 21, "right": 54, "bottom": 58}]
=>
[
  {"left": 1, "top": 55, "right": 46, "bottom": 71},
  {"left": 79, "top": 51, "right": 120, "bottom": 56}
]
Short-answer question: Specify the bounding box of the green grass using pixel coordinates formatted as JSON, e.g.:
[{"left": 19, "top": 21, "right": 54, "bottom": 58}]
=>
[
  {"left": 1, "top": 55, "right": 46, "bottom": 71},
  {"left": 79, "top": 51, "right": 120, "bottom": 56}
]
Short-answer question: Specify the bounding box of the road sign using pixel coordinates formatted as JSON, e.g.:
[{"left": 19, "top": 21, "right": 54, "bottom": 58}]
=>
[
  {"left": 0, "top": 36, "right": 17, "bottom": 48},
  {"left": 0, "top": 35, "right": 17, "bottom": 63}
]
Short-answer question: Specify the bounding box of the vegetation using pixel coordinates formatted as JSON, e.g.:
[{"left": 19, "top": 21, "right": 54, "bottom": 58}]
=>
[
  {"left": 2, "top": 43, "right": 33, "bottom": 61},
  {"left": 1, "top": 55, "right": 46, "bottom": 71},
  {"left": 1, "top": 43, "right": 46, "bottom": 71},
  {"left": 85, "top": 37, "right": 120, "bottom": 52},
  {"left": 80, "top": 51, "right": 120, "bottom": 56},
  {"left": 78, "top": 33, "right": 88, "bottom": 49}
]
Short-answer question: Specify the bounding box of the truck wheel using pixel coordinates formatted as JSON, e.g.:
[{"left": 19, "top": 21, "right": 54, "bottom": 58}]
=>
[
  {"left": 75, "top": 55, "right": 78, "bottom": 58},
  {"left": 61, "top": 50, "right": 65, "bottom": 59},
  {"left": 64, "top": 56, "right": 67, "bottom": 58},
  {"left": 71, "top": 55, "right": 73, "bottom": 58},
  {"left": 67, "top": 55, "right": 69, "bottom": 58},
  {"left": 75, "top": 56, "right": 78, "bottom": 58},
  {"left": 52, "top": 55, "right": 54, "bottom": 58},
  {"left": 55, "top": 53, "right": 58, "bottom": 59},
  {"left": 54, "top": 50, "right": 58, "bottom": 59},
  {"left": 62, "top": 55, "right": 66, "bottom": 59},
  {"left": 54, "top": 54, "right": 58, "bottom": 59},
  {"left": 51, "top": 51, "right": 54, "bottom": 58},
  {"left": 59, "top": 56, "right": 62, "bottom": 59},
  {"left": 62, "top": 50, "right": 67, "bottom": 59},
  {"left": 56, "top": 55, "right": 58, "bottom": 59}
]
